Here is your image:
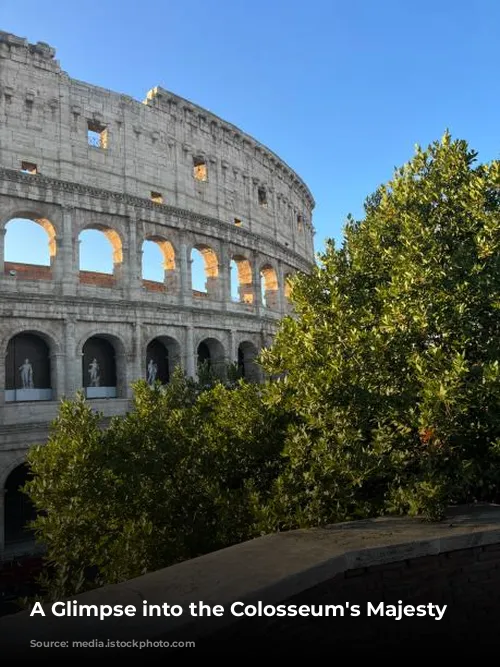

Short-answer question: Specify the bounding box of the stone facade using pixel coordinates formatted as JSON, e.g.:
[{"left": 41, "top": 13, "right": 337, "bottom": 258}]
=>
[{"left": 0, "top": 31, "right": 315, "bottom": 557}]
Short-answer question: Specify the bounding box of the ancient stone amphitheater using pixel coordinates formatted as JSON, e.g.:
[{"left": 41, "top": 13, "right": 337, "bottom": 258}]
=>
[{"left": 0, "top": 31, "right": 315, "bottom": 557}]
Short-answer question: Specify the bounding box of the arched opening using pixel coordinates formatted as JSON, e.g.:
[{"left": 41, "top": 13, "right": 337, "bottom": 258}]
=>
[
  {"left": 4, "top": 463, "right": 36, "bottom": 546},
  {"left": 146, "top": 336, "right": 180, "bottom": 385},
  {"left": 197, "top": 341, "right": 211, "bottom": 366},
  {"left": 82, "top": 335, "right": 117, "bottom": 398},
  {"left": 79, "top": 225, "right": 122, "bottom": 288},
  {"left": 260, "top": 264, "right": 279, "bottom": 309},
  {"left": 142, "top": 237, "right": 177, "bottom": 292},
  {"left": 5, "top": 333, "right": 52, "bottom": 402},
  {"left": 191, "top": 244, "right": 219, "bottom": 298},
  {"left": 230, "top": 255, "right": 254, "bottom": 304},
  {"left": 197, "top": 337, "right": 225, "bottom": 377},
  {"left": 4, "top": 216, "right": 56, "bottom": 281},
  {"left": 237, "top": 341, "right": 260, "bottom": 382}
]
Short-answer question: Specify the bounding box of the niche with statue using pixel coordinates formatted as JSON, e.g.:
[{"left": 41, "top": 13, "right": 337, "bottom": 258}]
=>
[
  {"left": 5, "top": 333, "right": 52, "bottom": 402},
  {"left": 145, "top": 339, "right": 170, "bottom": 386},
  {"left": 82, "top": 336, "right": 117, "bottom": 398}
]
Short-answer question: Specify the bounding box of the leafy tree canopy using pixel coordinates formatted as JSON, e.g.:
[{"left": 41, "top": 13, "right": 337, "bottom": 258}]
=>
[
  {"left": 260, "top": 132, "right": 500, "bottom": 525},
  {"left": 25, "top": 369, "right": 287, "bottom": 599}
]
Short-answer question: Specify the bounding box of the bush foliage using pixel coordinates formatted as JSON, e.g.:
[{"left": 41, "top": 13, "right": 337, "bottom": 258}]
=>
[
  {"left": 260, "top": 132, "right": 500, "bottom": 526},
  {"left": 24, "top": 133, "right": 500, "bottom": 598},
  {"left": 25, "top": 370, "right": 287, "bottom": 599}
]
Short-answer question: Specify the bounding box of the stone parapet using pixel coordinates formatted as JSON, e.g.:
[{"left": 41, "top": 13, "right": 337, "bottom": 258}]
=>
[{"left": 1, "top": 505, "right": 500, "bottom": 652}]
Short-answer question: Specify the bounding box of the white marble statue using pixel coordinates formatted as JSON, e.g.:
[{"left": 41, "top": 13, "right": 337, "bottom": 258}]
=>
[
  {"left": 147, "top": 358, "right": 158, "bottom": 385},
  {"left": 19, "top": 358, "right": 34, "bottom": 389},
  {"left": 88, "top": 358, "right": 100, "bottom": 387}
]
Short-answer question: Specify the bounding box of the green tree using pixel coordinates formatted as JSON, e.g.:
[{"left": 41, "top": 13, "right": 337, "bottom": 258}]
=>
[
  {"left": 24, "top": 368, "right": 286, "bottom": 600},
  {"left": 259, "top": 133, "right": 500, "bottom": 527}
]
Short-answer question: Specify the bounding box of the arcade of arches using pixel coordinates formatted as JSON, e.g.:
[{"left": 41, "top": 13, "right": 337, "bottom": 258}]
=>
[
  {"left": 2, "top": 331, "right": 263, "bottom": 403},
  {"left": 4, "top": 217, "right": 294, "bottom": 310}
]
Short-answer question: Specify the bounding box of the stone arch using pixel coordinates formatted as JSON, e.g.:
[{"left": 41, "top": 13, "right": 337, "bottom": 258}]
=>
[
  {"left": 3, "top": 462, "right": 36, "bottom": 546},
  {"left": 80, "top": 332, "right": 127, "bottom": 399},
  {"left": 191, "top": 243, "right": 219, "bottom": 298},
  {"left": 197, "top": 337, "right": 226, "bottom": 378},
  {"left": 145, "top": 335, "right": 181, "bottom": 385},
  {"left": 78, "top": 223, "right": 123, "bottom": 286},
  {"left": 260, "top": 263, "right": 279, "bottom": 309},
  {"left": 237, "top": 340, "right": 260, "bottom": 382},
  {"left": 3, "top": 329, "right": 59, "bottom": 402},
  {"left": 4, "top": 213, "right": 58, "bottom": 279},
  {"left": 0, "top": 454, "right": 28, "bottom": 491},
  {"left": 0, "top": 325, "right": 61, "bottom": 359},
  {"left": 142, "top": 236, "right": 178, "bottom": 292},
  {"left": 230, "top": 254, "right": 254, "bottom": 304}
]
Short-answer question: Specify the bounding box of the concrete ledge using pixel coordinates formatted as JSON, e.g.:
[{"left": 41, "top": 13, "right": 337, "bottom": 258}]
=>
[{"left": 1, "top": 503, "right": 500, "bottom": 651}]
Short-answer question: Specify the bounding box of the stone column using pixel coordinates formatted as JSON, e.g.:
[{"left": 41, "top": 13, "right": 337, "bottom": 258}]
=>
[
  {"left": 132, "top": 321, "right": 143, "bottom": 384},
  {"left": 128, "top": 212, "right": 142, "bottom": 300},
  {"left": 64, "top": 318, "right": 77, "bottom": 396},
  {"left": 52, "top": 352, "right": 65, "bottom": 400},
  {"left": 185, "top": 326, "right": 195, "bottom": 378},
  {"left": 61, "top": 206, "right": 77, "bottom": 296},
  {"left": 0, "top": 227, "right": 6, "bottom": 275},
  {"left": 253, "top": 251, "right": 263, "bottom": 315},
  {"left": 277, "top": 260, "right": 286, "bottom": 314},
  {"left": 220, "top": 243, "right": 232, "bottom": 307},
  {"left": 179, "top": 241, "right": 192, "bottom": 306},
  {"left": 228, "top": 329, "right": 237, "bottom": 365}
]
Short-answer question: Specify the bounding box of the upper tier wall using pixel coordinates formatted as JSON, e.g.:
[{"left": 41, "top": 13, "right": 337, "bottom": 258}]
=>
[{"left": 0, "top": 31, "right": 315, "bottom": 261}]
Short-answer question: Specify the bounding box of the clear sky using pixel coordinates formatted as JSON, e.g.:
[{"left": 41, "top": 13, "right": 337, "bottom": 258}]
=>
[{"left": 3, "top": 0, "right": 500, "bottom": 286}]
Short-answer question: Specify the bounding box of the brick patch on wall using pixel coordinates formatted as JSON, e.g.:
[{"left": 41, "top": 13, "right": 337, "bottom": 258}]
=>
[
  {"left": 4, "top": 262, "right": 52, "bottom": 281},
  {"left": 142, "top": 279, "right": 165, "bottom": 292},
  {"left": 79, "top": 271, "right": 115, "bottom": 287}
]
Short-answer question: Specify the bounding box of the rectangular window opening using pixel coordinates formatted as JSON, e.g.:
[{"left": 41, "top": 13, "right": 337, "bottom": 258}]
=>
[
  {"left": 21, "top": 161, "right": 37, "bottom": 175},
  {"left": 87, "top": 120, "right": 108, "bottom": 149},
  {"left": 297, "top": 214, "right": 304, "bottom": 232},
  {"left": 258, "top": 186, "right": 268, "bottom": 207},
  {"left": 193, "top": 156, "right": 208, "bottom": 182},
  {"left": 151, "top": 191, "right": 163, "bottom": 204}
]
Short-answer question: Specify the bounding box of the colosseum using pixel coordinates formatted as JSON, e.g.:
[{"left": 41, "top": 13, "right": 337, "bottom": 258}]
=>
[{"left": 0, "top": 31, "right": 315, "bottom": 559}]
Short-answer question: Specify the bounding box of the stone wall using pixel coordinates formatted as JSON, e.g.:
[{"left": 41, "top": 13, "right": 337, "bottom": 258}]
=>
[
  {"left": 1, "top": 505, "right": 500, "bottom": 654},
  {"left": 0, "top": 31, "right": 315, "bottom": 253},
  {"left": 0, "top": 30, "right": 315, "bottom": 557},
  {"left": 207, "top": 543, "right": 500, "bottom": 647}
]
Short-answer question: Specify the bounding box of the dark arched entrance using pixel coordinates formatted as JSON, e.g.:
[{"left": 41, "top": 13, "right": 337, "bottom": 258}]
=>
[
  {"left": 237, "top": 346, "right": 245, "bottom": 377},
  {"left": 4, "top": 464, "right": 36, "bottom": 545},
  {"left": 237, "top": 342, "right": 260, "bottom": 382},
  {"left": 82, "top": 336, "right": 117, "bottom": 398},
  {"left": 197, "top": 338, "right": 226, "bottom": 380},
  {"left": 197, "top": 341, "right": 211, "bottom": 368},
  {"left": 5, "top": 333, "right": 52, "bottom": 402}
]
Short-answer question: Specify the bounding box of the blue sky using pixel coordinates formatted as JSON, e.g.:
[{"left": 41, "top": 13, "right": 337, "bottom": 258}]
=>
[{"left": 3, "top": 0, "right": 500, "bottom": 290}]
